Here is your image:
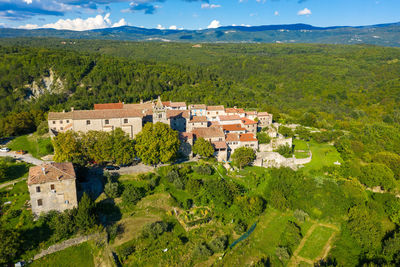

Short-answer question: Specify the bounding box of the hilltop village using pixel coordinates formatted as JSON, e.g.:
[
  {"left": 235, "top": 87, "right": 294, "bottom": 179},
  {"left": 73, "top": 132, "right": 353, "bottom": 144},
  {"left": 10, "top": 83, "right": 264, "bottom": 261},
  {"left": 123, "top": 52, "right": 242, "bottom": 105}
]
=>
[{"left": 48, "top": 97, "right": 278, "bottom": 162}]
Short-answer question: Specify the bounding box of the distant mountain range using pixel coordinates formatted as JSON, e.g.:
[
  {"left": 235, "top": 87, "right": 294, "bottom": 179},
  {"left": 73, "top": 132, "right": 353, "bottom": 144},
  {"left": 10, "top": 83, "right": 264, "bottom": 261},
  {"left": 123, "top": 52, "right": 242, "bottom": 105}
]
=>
[{"left": 1, "top": 22, "right": 400, "bottom": 46}]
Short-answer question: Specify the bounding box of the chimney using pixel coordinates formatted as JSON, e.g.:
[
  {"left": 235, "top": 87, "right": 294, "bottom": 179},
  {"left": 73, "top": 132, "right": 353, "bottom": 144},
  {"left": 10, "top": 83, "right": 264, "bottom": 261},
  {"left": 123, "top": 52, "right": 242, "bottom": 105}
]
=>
[{"left": 71, "top": 107, "right": 74, "bottom": 111}]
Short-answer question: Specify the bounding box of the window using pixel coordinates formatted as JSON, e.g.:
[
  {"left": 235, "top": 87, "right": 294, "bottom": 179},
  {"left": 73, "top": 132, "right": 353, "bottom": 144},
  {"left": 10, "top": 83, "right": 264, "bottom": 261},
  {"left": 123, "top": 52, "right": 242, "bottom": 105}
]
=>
[
  {"left": 60, "top": 127, "right": 63, "bottom": 130},
  {"left": 60, "top": 120, "right": 63, "bottom": 124},
  {"left": 53, "top": 121, "right": 56, "bottom": 124},
  {"left": 36, "top": 186, "right": 41, "bottom": 193},
  {"left": 65, "top": 200, "right": 69, "bottom": 204},
  {"left": 124, "top": 119, "right": 128, "bottom": 124},
  {"left": 216, "top": 112, "right": 219, "bottom": 115},
  {"left": 66, "top": 120, "right": 69, "bottom": 123},
  {"left": 37, "top": 199, "right": 43, "bottom": 206},
  {"left": 50, "top": 184, "right": 55, "bottom": 190},
  {"left": 219, "top": 138, "right": 223, "bottom": 141},
  {"left": 105, "top": 119, "right": 109, "bottom": 125},
  {"left": 86, "top": 120, "right": 91, "bottom": 125},
  {"left": 158, "top": 114, "right": 162, "bottom": 119}
]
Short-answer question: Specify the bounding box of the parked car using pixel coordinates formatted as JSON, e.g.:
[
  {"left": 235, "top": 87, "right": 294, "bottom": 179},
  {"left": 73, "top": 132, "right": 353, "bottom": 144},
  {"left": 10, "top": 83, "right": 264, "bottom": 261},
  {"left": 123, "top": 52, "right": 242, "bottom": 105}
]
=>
[
  {"left": 16, "top": 150, "right": 27, "bottom": 155},
  {"left": 104, "top": 165, "right": 120, "bottom": 171},
  {"left": 0, "top": 147, "right": 10, "bottom": 152}
]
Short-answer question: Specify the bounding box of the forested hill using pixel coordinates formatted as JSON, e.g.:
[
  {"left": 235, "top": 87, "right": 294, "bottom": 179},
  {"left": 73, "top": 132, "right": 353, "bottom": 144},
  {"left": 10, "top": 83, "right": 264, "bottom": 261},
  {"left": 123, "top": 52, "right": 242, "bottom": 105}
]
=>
[
  {"left": 1, "top": 40, "right": 400, "bottom": 138},
  {"left": 0, "top": 22, "right": 400, "bottom": 46}
]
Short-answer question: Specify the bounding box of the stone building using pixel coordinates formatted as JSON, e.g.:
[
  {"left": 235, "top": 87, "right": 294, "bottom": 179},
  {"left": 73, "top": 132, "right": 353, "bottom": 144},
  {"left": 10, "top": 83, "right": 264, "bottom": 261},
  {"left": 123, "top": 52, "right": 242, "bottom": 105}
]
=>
[
  {"left": 187, "top": 116, "right": 208, "bottom": 132},
  {"left": 258, "top": 112, "right": 273, "bottom": 127},
  {"left": 206, "top": 105, "right": 226, "bottom": 121},
  {"left": 28, "top": 162, "right": 78, "bottom": 216},
  {"left": 48, "top": 109, "right": 144, "bottom": 138}
]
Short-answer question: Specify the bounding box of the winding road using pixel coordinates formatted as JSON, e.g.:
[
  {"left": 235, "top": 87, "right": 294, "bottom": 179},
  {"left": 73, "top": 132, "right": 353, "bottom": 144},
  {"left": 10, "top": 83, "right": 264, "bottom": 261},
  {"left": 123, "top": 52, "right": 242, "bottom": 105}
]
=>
[{"left": 0, "top": 151, "right": 44, "bottom": 166}]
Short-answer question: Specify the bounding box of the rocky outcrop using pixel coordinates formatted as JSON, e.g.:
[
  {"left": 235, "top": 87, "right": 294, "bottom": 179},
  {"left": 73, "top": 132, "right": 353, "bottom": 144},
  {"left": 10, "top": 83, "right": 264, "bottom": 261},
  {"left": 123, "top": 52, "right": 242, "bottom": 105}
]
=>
[{"left": 25, "top": 69, "right": 64, "bottom": 99}]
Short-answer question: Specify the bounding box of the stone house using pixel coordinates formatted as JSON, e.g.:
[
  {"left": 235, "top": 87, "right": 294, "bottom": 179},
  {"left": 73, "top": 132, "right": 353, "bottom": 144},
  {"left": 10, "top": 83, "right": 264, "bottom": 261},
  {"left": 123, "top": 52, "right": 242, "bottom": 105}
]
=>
[
  {"left": 48, "top": 109, "right": 144, "bottom": 138},
  {"left": 241, "top": 118, "right": 258, "bottom": 134},
  {"left": 28, "top": 162, "right": 78, "bottom": 216},
  {"left": 192, "top": 127, "right": 227, "bottom": 161},
  {"left": 206, "top": 105, "right": 226, "bottom": 121},
  {"left": 189, "top": 104, "right": 207, "bottom": 117},
  {"left": 222, "top": 124, "right": 246, "bottom": 134},
  {"left": 167, "top": 110, "right": 190, "bottom": 132},
  {"left": 218, "top": 115, "right": 243, "bottom": 125},
  {"left": 163, "top": 101, "right": 187, "bottom": 110},
  {"left": 187, "top": 116, "right": 208, "bottom": 132},
  {"left": 225, "top": 107, "right": 246, "bottom": 117},
  {"left": 258, "top": 112, "right": 273, "bottom": 127}
]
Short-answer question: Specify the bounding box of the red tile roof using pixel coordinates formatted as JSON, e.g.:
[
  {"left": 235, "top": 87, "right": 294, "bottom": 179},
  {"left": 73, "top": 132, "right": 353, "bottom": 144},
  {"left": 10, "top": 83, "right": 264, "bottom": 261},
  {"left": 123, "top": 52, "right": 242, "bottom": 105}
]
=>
[
  {"left": 240, "top": 133, "right": 258, "bottom": 142},
  {"left": 28, "top": 162, "right": 76, "bottom": 185},
  {"left": 192, "top": 127, "right": 225, "bottom": 139},
  {"left": 190, "top": 104, "right": 207, "bottom": 109},
  {"left": 207, "top": 105, "right": 225, "bottom": 111},
  {"left": 219, "top": 115, "right": 242, "bottom": 121},
  {"left": 170, "top": 102, "right": 186, "bottom": 108},
  {"left": 180, "top": 132, "right": 193, "bottom": 140},
  {"left": 222, "top": 124, "right": 246, "bottom": 132},
  {"left": 94, "top": 103, "right": 123, "bottom": 110},
  {"left": 226, "top": 133, "right": 240, "bottom": 142},
  {"left": 258, "top": 112, "right": 270, "bottom": 116},
  {"left": 241, "top": 118, "right": 258, "bottom": 125},
  {"left": 212, "top": 141, "right": 227, "bottom": 150},
  {"left": 225, "top": 108, "right": 245, "bottom": 114},
  {"left": 123, "top": 103, "right": 154, "bottom": 110},
  {"left": 190, "top": 116, "right": 208, "bottom": 122},
  {"left": 245, "top": 111, "right": 257, "bottom": 115},
  {"left": 166, "top": 110, "right": 190, "bottom": 119}
]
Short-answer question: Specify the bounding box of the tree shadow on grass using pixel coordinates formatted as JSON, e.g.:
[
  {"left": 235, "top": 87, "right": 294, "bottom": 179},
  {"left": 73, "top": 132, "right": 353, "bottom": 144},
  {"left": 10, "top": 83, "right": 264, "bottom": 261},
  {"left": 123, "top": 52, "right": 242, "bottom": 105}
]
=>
[{"left": 1, "top": 163, "right": 29, "bottom": 183}]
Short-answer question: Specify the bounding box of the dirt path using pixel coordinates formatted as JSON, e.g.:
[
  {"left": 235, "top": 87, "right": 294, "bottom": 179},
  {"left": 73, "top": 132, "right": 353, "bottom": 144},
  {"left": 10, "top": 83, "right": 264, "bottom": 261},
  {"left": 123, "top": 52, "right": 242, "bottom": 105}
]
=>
[
  {"left": 0, "top": 177, "right": 27, "bottom": 190},
  {"left": 319, "top": 231, "right": 337, "bottom": 260}
]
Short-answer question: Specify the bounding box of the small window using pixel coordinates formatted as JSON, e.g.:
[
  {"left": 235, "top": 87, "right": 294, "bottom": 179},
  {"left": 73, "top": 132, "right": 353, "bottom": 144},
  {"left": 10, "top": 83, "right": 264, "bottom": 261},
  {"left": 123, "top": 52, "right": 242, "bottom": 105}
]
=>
[
  {"left": 36, "top": 186, "right": 41, "bottom": 193},
  {"left": 66, "top": 120, "right": 69, "bottom": 123},
  {"left": 105, "top": 119, "right": 109, "bottom": 125},
  {"left": 50, "top": 184, "right": 55, "bottom": 190},
  {"left": 216, "top": 112, "right": 219, "bottom": 115},
  {"left": 124, "top": 118, "right": 128, "bottom": 124},
  {"left": 60, "top": 120, "right": 63, "bottom": 124},
  {"left": 37, "top": 199, "right": 43, "bottom": 206},
  {"left": 60, "top": 127, "right": 63, "bottom": 130},
  {"left": 53, "top": 121, "right": 56, "bottom": 124},
  {"left": 65, "top": 200, "right": 69, "bottom": 204},
  {"left": 86, "top": 120, "right": 91, "bottom": 125},
  {"left": 158, "top": 114, "right": 162, "bottom": 119}
]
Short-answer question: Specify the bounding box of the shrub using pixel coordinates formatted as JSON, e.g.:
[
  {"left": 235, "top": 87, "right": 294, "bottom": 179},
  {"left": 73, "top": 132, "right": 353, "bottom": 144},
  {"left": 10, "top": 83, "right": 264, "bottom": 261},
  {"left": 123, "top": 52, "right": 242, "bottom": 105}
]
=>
[
  {"left": 121, "top": 185, "right": 145, "bottom": 206},
  {"left": 275, "top": 247, "right": 290, "bottom": 262},
  {"left": 141, "top": 221, "right": 170, "bottom": 239},
  {"left": 209, "top": 235, "right": 228, "bottom": 253},
  {"left": 293, "top": 209, "right": 309, "bottom": 222},
  {"left": 117, "top": 241, "right": 135, "bottom": 262},
  {"left": 166, "top": 170, "right": 180, "bottom": 183},
  {"left": 104, "top": 178, "right": 120, "bottom": 198},
  {"left": 193, "top": 242, "right": 213, "bottom": 260},
  {"left": 275, "top": 144, "right": 293, "bottom": 158},
  {"left": 231, "top": 147, "right": 256, "bottom": 169},
  {"left": 257, "top": 132, "right": 271, "bottom": 144},
  {"left": 234, "top": 220, "right": 247, "bottom": 234},
  {"left": 193, "top": 164, "right": 213, "bottom": 175}
]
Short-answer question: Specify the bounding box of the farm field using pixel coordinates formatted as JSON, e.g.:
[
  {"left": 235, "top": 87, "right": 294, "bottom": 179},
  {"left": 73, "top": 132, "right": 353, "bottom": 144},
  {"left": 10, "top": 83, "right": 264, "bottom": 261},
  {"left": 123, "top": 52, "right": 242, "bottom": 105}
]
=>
[{"left": 298, "top": 225, "right": 337, "bottom": 260}]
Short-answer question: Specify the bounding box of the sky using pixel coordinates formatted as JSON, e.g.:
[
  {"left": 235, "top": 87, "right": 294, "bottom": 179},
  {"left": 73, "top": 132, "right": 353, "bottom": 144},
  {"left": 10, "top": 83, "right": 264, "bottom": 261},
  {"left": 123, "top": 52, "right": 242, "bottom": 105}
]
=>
[{"left": 0, "top": 0, "right": 399, "bottom": 31}]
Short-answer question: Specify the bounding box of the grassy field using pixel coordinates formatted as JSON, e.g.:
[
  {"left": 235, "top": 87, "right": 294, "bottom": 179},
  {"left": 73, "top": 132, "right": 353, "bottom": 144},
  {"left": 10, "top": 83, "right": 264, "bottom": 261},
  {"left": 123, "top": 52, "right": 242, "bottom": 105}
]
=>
[
  {"left": 0, "top": 157, "right": 30, "bottom": 184},
  {"left": 293, "top": 139, "right": 342, "bottom": 174},
  {"left": 8, "top": 134, "right": 53, "bottom": 159},
  {"left": 29, "top": 242, "right": 94, "bottom": 267},
  {"left": 298, "top": 225, "right": 336, "bottom": 260}
]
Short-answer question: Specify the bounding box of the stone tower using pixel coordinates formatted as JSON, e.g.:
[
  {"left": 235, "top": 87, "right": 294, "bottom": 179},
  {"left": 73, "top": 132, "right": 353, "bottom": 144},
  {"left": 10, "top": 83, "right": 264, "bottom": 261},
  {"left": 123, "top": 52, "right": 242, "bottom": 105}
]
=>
[{"left": 152, "top": 96, "right": 168, "bottom": 124}]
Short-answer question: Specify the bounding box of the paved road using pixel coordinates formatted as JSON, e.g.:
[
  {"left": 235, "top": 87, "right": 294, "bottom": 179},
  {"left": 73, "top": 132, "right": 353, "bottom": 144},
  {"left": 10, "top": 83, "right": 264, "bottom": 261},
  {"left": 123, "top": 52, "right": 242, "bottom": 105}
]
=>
[{"left": 0, "top": 151, "right": 44, "bottom": 165}]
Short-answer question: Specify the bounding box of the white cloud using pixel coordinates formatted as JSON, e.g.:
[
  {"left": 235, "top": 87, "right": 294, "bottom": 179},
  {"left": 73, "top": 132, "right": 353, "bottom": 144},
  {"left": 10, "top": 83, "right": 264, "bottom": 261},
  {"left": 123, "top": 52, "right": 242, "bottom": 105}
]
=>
[
  {"left": 17, "top": 13, "right": 128, "bottom": 31},
  {"left": 201, "top": 3, "right": 221, "bottom": 9},
  {"left": 23, "top": 0, "right": 33, "bottom": 4},
  {"left": 298, "top": 8, "right": 311, "bottom": 16},
  {"left": 112, "top": 18, "right": 127, "bottom": 28},
  {"left": 169, "top": 25, "right": 177, "bottom": 30},
  {"left": 18, "top": 24, "right": 39, "bottom": 29},
  {"left": 156, "top": 24, "right": 165, "bottom": 30},
  {"left": 274, "top": 11, "right": 279, "bottom": 16},
  {"left": 207, "top": 19, "right": 221, "bottom": 29}
]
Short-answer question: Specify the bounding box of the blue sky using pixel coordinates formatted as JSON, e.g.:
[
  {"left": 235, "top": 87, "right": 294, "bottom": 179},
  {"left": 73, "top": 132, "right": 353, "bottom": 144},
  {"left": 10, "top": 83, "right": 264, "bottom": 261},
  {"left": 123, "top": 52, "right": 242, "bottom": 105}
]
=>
[{"left": 0, "top": 0, "right": 399, "bottom": 31}]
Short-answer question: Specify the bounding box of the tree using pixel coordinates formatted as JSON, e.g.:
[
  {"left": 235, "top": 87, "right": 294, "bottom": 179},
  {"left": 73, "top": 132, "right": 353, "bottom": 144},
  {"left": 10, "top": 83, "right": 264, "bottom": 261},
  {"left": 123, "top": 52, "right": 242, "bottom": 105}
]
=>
[
  {"left": 75, "top": 193, "right": 96, "bottom": 232},
  {"left": 0, "top": 228, "right": 20, "bottom": 265},
  {"left": 257, "top": 132, "right": 271, "bottom": 144},
  {"left": 0, "top": 161, "right": 7, "bottom": 181},
  {"left": 81, "top": 130, "right": 113, "bottom": 165},
  {"left": 231, "top": 147, "right": 256, "bottom": 169},
  {"left": 104, "top": 178, "right": 120, "bottom": 198},
  {"left": 275, "top": 144, "right": 293, "bottom": 158},
  {"left": 49, "top": 210, "right": 76, "bottom": 241},
  {"left": 111, "top": 128, "right": 135, "bottom": 165},
  {"left": 122, "top": 184, "right": 145, "bottom": 206},
  {"left": 135, "top": 122, "right": 180, "bottom": 165},
  {"left": 295, "top": 126, "right": 311, "bottom": 141},
  {"left": 53, "top": 130, "right": 85, "bottom": 165},
  {"left": 193, "top": 137, "right": 214, "bottom": 158},
  {"left": 373, "top": 151, "right": 400, "bottom": 180},
  {"left": 278, "top": 126, "right": 294, "bottom": 138},
  {"left": 359, "top": 163, "right": 395, "bottom": 190}
]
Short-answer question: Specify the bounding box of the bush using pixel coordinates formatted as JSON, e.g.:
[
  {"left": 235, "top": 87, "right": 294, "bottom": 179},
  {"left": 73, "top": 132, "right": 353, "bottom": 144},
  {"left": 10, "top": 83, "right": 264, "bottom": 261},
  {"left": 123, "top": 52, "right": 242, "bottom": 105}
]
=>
[
  {"left": 193, "top": 164, "right": 213, "bottom": 175},
  {"left": 121, "top": 185, "right": 145, "bottom": 207},
  {"left": 257, "top": 132, "right": 271, "bottom": 144},
  {"left": 275, "top": 144, "right": 293, "bottom": 158},
  {"left": 234, "top": 219, "right": 247, "bottom": 234},
  {"left": 141, "top": 221, "right": 170, "bottom": 239},
  {"left": 293, "top": 209, "right": 309, "bottom": 222},
  {"left": 275, "top": 247, "right": 290, "bottom": 262},
  {"left": 209, "top": 235, "right": 228, "bottom": 253},
  {"left": 117, "top": 241, "right": 135, "bottom": 262},
  {"left": 104, "top": 178, "right": 120, "bottom": 198},
  {"left": 193, "top": 242, "right": 213, "bottom": 260},
  {"left": 166, "top": 170, "right": 180, "bottom": 183}
]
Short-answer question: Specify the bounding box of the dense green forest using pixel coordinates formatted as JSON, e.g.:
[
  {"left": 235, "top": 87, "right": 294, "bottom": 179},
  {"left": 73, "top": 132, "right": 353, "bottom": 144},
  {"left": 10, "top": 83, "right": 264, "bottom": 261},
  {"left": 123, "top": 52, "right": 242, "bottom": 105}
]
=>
[
  {"left": 2, "top": 39, "right": 400, "bottom": 266},
  {"left": 1, "top": 39, "right": 400, "bottom": 137}
]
